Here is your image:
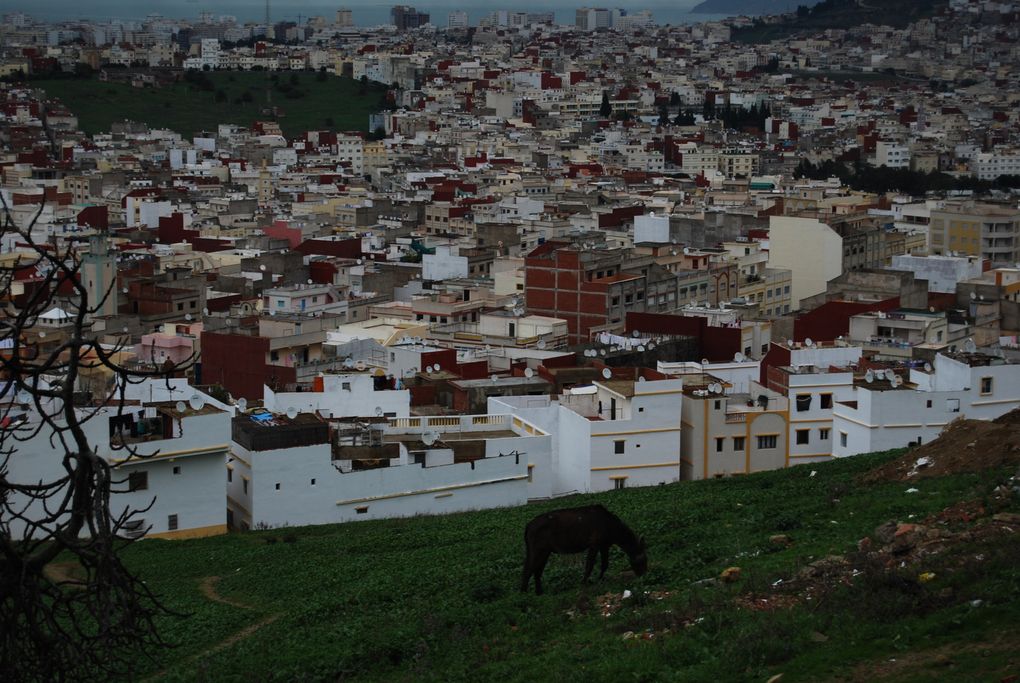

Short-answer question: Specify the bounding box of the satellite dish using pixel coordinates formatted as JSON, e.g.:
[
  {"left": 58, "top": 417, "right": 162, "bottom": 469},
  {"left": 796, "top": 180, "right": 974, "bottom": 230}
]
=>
[
  {"left": 734, "top": 352, "right": 745, "bottom": 362},
  {"left": 602, "top": 368, "right": 613, "bottom": 380},
  {"left": 188, "top": 395, "right": 205, "bottom": 411},
  {"left": 537, "top": 340, "right": 546, "bottom": 350},
  {"left": 425, "top": 365, "right": 434, "bottom": 373},
  {"left": 964, "top": 338, "right": 977, "bottom": 353},
  {"left": 307, "top": 279, "right": 313, "bottom": 285},
  {"left": 185, "top": 313, "right": 193, "bottom": 322},
  {"left": 710, "top": 383, "right": 722, "bottom": 394},
  {"left": 805, "top": 337, "right": 814, "bottom": 347},
  {"left": 647, "top": 342, "right": 656, "bottom": 350},
  {"left": 865, "top": 370, "right": 874, "bottom": 383},
  {"left": 38, "top": 331, "right": 46, "bottom": 339},
  {"left": 433, "top": 363, "right": 441, "bottom": 371},
  {"left": 203, "top": 307, "right": 210, "bottom": 315},
  {"left": 600, "top": 349, "right": 607, "bottom": 356},
  {"left": 524, "top": 368, "right": 535, "bottom": 378},
  {"left": 286, "top": 406, "right": 299, "bottom": 419},
  {"left": 637, "top": 345, "right": 645, "bottom": 352},
  {"left": 175, "top": 401, "right": 187, "bottom": 413},
  {"left": 701, "top": 358, "right": 709, "bottom": 365},
  {"left": 375, "top": 406, "right": 384, "bottom": 417},
  {"left": 355, "top": 361, "right": 366, "bottom": 371},
  {"left": 632, "top": 330, "right": 641, "bottom": 338},
  {"left": 892, "top": 375, "right": 903, "bottom": 387},
  {"left": 637, "top": 376, "right": 646, "bottom": 382},
  {"left": 237, "top": 397, "right": 248, "bottom": 411},
  {"left": 924, "top": 362, "right": 933, "bottom": 372},
  {"left": 260, "top": 264, "right": 267, "bottom": 271},
  {"left": 422, "top": 430, "right": 438, "bottom": 446},
  {"left": 970, "top": 292, "right": 976, "bottom": 300},
  {"left": 343, "top": 358, "right": 355, "bottom": 368},
  {"left": 491, "top": 374, "right": 499, "bottom": 382}
]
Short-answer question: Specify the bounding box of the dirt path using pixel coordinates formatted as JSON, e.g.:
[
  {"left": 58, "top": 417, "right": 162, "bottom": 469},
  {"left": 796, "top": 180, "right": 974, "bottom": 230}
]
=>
[
  {"left": 43, "top": 561, "right": 86, "bottom": 589},
  {"left": 145, "top": 576, "right": 281, "bottom": 681}
]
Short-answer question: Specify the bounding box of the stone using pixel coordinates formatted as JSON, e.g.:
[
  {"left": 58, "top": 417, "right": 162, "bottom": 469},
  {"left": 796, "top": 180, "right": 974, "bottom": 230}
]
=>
[
  {"left": 874, "top": 521, "right": 898, "bottom": 544},
  {"left": 809, "top": 631, "right": 829, "bottom": 643},
  {"left": 720, "top": 566, "right": 742, "bottom": 583},
  {"left": 769, "top": 534, "right": 793, "bottom": 548},
  {"left": 992, "top": 512, "right": 1020, "bottom": 525},
  {"left": 766, "top": 675, "right": 784, "bottom": 683}
]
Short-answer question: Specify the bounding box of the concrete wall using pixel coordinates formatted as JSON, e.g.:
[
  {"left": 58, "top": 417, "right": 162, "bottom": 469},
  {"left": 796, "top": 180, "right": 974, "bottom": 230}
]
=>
[{"left": 768, "top": 216, "right": 843, "bottom": 310}]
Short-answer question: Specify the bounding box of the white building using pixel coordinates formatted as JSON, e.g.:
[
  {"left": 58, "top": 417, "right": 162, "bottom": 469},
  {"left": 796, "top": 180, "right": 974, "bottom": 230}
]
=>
[
  {"left": 227, "top": 411, "right": 550, "bottom": 528},
  {"left": 263, "top": 372, "right": 410, "bottom": 419},
  {"left": 6, "top": 380, "right": 231, "bottom": 540},
  {"left": 889, "top": 254, "right": 985, "bottom": 294},
  {"left": 833, "top": 353, "right": 1020, "bottom": 457},
  {"left": 491, "top": 375, "right": 685, "bottom": 494},
  {"left": 447, "top": 11, "right": 468, "bottom": 29}
]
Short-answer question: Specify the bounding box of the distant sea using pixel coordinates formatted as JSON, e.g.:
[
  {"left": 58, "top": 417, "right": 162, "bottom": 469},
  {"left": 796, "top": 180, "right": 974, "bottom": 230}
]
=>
[{"left": 2, "top": 1, "right": 729, "bottom": 27}]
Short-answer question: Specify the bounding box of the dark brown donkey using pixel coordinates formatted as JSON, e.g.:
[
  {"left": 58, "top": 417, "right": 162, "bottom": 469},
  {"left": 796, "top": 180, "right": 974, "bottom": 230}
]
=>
[{"left": 521, "top": 504, "right": 647, "bottom": 595}]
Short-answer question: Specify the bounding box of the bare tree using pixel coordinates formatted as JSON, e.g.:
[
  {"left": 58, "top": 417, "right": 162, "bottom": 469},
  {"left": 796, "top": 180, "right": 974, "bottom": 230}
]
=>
[{"left": 0, "top": 194, "right": 189, "bottom": 681}]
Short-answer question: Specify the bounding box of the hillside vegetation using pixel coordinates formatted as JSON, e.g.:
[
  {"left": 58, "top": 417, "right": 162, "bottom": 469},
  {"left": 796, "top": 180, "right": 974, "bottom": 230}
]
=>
[
  {"left": 91, "top": 436, "right": 1020, "bottom": 682},
  {"left": 733, "top": 0, "right": 947, "bottom": 44},
  {"left": 33, "top": 71, "right": 387, "bottom": 138}
]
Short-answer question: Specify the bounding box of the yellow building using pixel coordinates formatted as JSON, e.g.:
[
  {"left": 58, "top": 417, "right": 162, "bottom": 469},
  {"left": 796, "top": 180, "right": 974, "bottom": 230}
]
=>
[{"left": 929, "top": 202, "right": 1020, "bottom": 266}]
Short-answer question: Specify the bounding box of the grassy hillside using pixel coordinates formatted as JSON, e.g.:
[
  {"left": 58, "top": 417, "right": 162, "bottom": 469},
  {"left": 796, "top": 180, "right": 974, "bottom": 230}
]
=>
[
  {"left": 33, "top": 71, "right": 387, "bottom": 138},
  {"left": 101, "top": 448, "right": 1020, "bottom": 682},
  {"left": 733, "top": 0, "right": 947, "bottom": 44}
]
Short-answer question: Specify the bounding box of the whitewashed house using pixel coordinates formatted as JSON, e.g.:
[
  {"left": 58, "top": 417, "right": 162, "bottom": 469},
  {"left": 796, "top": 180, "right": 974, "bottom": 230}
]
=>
[
  {"left": 832, "top": 352, "right": 1020, "bottom": 457},
  {"left": 6, "top": 379, "right": 232, "bottom": 540},
  {"left": 490, "top": 375, "right": 685, "bottom": 495},
  {"left": 226, "top": 410, "right": 550, "bottom": 529}
]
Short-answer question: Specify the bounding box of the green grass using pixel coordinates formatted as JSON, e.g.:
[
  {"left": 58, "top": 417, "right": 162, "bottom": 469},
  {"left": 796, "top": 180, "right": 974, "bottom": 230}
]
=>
[
  {"left": 117, "top": 451, "right": 1020, "bottom": 682},
  {"left": 34, "top": 72, "right": 387, "bottom": 138}
]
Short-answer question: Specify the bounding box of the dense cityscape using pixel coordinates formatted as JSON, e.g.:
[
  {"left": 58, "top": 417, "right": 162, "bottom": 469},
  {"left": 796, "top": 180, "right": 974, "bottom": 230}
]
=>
[{"left": 2, "top": 1, "right": 1020, "bottom": 680}]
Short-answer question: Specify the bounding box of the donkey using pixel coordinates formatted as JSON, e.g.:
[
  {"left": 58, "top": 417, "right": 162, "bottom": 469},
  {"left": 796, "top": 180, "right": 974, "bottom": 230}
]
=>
[{"left": 521, "top": 504, "right": 647, "bottom": 595}]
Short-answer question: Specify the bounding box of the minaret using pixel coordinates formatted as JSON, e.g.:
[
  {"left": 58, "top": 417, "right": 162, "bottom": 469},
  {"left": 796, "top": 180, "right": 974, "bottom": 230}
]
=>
[{"left": 82, "top": 231, "right": 118, "bottom": 318}]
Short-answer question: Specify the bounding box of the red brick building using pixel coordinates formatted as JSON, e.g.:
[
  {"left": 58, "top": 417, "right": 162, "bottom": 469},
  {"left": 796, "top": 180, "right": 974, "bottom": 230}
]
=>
[{"left": 524, "top": 241, "right": 681, "bottom": 344}]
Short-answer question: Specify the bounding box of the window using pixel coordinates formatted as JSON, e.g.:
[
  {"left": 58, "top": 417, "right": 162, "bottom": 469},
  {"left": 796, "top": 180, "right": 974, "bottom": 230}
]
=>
[
  {"left": 341, "top": 382, "right": 351, "bottom": 391},
  {"left": 172, "top": 465, "right": 181, "bottom": 475},
  {"left": 981, "top": 377, "right": 993, "bottom": 395},
  {"left": 275, "top": 483, "right": 281, "bottom": 491},
  {"left": 527, "top": 465, "right": 534, "bottom": 483},
  {"left": 796, "top": 429, "right": 810, "bottom": 445},
  {"left": 614, "top": 440, "right": 625, "bottom": 455},
  {"left": 795, "top": 394, "right": 812, "bottom": 412},
  {"left": 757, "top": 435, "right": 778, "bottom": 449},
  {"left": 168, "top": 514, "right": 178, "bottom": 531},
  {"left": 310, "top": 478, "right": 316, "bottom": 486},
  {"left": 243, "top": 479, "right": 248, "bottom": 494},
  {"left": 840, "top": 432, "right": 848, "bottom": 448},
  {"left": 716, "top": 437, "right": 725, "bottom": 453},
  {"left": 355, "top": 506, "right": 369, "bottom": 514},
  {"left": 227, "top": 468, "right": 232, "bottom": 482},
  {"left": 819, "top": 428, "right": 830, "bottom": 440},
  {"left": 128, "top": 471, "right": 148, "bottom": 491},
  {"left": 176, "top": 303, "right": 184, "bottom": 311},
  {"left": 733, "top": 436, "right": 745, "bottom": 450},
  {"left": 820, "top": 394, "right": 832, "bottom": 410},
  {"left": 611, "top": 296, "right": 620, "bottom": 306},
  {"left": 714, "top": 400, "right": 721, "bottom": 410},
  {"left": 926, "top": 400, "right": 933, "bottom": 408},
  {"left": 613, "top": 478, "right": 626, "bottom": 490},
  {"left": 946, "top": 398, "right": 960, "bottom": 413}
]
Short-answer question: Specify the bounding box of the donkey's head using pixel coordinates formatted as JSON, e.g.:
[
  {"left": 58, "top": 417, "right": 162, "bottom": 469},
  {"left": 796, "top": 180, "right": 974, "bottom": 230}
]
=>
[{"left": 628, "top": 536, "right": 648, "bottom": 577}]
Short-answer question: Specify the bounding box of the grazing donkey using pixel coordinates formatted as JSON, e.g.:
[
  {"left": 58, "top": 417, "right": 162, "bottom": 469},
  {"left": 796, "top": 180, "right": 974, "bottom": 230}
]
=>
[{"left": 521, "top": 504, "right": 647, "bottom": 595}]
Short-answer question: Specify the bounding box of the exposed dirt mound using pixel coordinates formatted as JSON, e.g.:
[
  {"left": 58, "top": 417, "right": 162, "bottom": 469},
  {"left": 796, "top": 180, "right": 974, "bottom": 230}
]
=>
[{"left": 861, "top": 410, "right": 1020, "bottom": 483}]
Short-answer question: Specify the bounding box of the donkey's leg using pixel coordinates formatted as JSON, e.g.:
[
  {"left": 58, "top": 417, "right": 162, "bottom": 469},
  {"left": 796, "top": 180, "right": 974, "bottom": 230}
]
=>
[
  {"left": 599, "top": 545, "right": 610, "bottom": 578},
  {"left": 583, "top": 548, "right": 597, "bottom": 582},
  {"left": 534, "top": 550, "right": 551, "bottom": 596},
  {"left": 521, "top": 546, "right": 533, "bottom": 592}
]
